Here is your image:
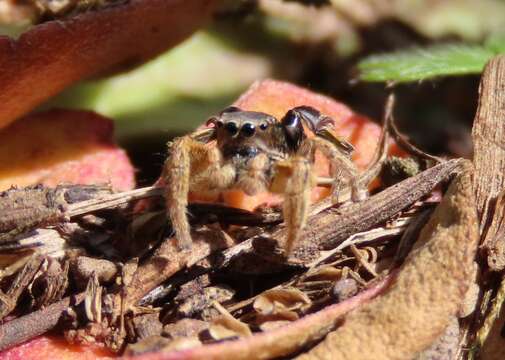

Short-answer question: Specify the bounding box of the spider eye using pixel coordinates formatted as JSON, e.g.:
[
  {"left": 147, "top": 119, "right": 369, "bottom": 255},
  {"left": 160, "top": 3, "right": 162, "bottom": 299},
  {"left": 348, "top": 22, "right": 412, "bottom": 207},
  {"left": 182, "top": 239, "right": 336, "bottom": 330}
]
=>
[
  {"left": 259, "top": 123, "right": 268, "bottom": 131},
  {"left": 241, "top": 123, "right": 256, "bottom": 137},
  {"left": 225, "top": 122, "right": 238, "bottom": 135}
]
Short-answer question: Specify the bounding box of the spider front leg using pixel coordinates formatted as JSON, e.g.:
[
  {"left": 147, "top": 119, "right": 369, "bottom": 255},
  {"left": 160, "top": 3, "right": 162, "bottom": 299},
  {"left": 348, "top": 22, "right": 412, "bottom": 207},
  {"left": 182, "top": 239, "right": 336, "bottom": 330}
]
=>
[
  {"left": 163, "top": 133, "right": 234, "bottom": 250},
  {"left": 289, "top": 105, "right": 366, "bottom": 203},
  {"left": 271, "top": 157, "right": 317, "bottom": 254}
]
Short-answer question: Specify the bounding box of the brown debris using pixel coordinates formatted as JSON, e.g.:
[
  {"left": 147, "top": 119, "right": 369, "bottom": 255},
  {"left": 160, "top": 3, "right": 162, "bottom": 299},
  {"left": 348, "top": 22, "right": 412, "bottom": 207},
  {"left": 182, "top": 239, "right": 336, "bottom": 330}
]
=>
[
  {"left": 331, "top": 278, "right": 359, "bottom": 303},
  {"left": 132, "top": 313, "right": 163, "bottom": 340},
  {"left": 478, "top": 276, "right": 505, "bottom": 360},
  {"left": 124, "top": 335, "right": 172, "bottom": 356},
  {"left": 0, "top": 185, "right": 65, "bottom": 243},
  {"left": 0, "top": 184, "right": 113, "bottom": 242},
  {"left": 70, "top": 256, "right": 119, "bottom": 289},
  {"left": 481, "top": 190, "right": 505, "bottom": 270},
  {"left": 66, "top": 321, "right": 113, "bottom": 347},
  {"left": 163, "top": 318, "right": 209, "bottom": 340},
  {"left": 121, "top": 227, "right": 234, "bottom": 311},
  {"left": 174, "top": 275, "right": 212, "bottom": 303},
  {"left": 84, "top": 273, "right": 103, "bottom": 324},
  {"left": 176, "top": 285, "right": 235, "bottom": 321},
  {"left": 253, "top": 287, "right": 311, "bottom": 319},
  {"left": 29, "top": 258, "right": 69, "bottom": 309},
  {"left": 159, "top": 276, "right": 393, "bottom": 359},
  {"left": 472, "top": 55, "right": 505, "bottom": 269},
  {"left": 0, "top": 292, "right": 85, "bottom": 351},
  {"left": 0, "top": 255, "right": 43, "bottom": 319},
  {"left": 297, "top": 163, "right": 478, "bottom": 360}
]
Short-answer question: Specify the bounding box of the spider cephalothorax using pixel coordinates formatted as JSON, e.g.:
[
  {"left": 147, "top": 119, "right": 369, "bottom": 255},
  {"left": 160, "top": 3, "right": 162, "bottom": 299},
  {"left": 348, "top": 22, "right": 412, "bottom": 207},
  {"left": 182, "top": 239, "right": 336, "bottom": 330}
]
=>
[{"left": 163, "top": 106, "right": 365, "bottom": 253}]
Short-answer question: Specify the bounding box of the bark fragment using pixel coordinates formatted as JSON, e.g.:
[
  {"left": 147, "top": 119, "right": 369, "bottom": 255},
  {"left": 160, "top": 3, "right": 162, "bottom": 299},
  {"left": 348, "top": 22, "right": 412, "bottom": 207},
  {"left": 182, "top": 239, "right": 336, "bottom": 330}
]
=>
[{"left": 472, "top": 55, "right": 505, "bottom": 269}]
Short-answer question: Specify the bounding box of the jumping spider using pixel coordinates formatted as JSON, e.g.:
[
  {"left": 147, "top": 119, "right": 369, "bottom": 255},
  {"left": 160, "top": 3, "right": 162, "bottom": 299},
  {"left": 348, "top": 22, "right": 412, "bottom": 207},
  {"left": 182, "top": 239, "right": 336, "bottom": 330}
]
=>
[{"left": 163, "top": 106, "right": 366, "bottom": 254}]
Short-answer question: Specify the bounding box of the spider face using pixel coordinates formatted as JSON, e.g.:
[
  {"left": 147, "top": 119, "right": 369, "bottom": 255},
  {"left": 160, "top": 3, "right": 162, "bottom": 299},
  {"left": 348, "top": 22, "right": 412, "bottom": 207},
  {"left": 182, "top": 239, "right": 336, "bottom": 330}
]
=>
[{"left": 207, "top": 106, "right": 309, "bottom": 162}]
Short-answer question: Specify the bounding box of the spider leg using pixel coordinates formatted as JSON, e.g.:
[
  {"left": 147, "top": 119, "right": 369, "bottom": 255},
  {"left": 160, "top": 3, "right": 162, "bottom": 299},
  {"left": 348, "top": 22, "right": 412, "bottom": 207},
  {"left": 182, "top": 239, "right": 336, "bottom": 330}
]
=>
[
  {"left": 308, "top": 135, "right": 367, "bottom": 203},
  {"left": 289, "top": 106, "right": 365, "bottom": 203},
  {"left": 271, "top": 157, "right": 316, "bottom": 254},
  {"left": 163, "top": 133, "right": 233, "bottom": 250}
]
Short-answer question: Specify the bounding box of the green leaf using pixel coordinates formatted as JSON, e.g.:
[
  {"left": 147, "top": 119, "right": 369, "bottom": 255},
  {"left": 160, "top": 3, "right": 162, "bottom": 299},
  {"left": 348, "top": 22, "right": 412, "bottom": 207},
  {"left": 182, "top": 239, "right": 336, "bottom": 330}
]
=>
[
  {"left": 485, "top": 33, "right": 505, "bottom": 54},
  {"left": 357, "top": 36, "right": 505, "bottom": 83}
]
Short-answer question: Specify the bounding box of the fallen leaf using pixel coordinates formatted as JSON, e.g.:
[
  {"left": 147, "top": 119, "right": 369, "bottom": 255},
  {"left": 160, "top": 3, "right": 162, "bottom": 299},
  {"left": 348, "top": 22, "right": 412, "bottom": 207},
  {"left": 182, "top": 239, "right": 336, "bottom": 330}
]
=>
[
  {"left": 0, "top": 0, "right": 219, "bottom": 129},
  {"left": 414, "top": 316, "right": 460, "bottom": 360},
  {"left": 0, "top": 110, "right": 134, "bottom": 191}
]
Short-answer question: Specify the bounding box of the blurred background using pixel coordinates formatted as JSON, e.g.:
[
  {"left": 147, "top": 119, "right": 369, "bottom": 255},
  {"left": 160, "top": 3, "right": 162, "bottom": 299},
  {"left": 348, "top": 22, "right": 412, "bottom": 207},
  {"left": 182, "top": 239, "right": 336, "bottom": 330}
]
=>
[{"left": 11, "top": 0, "right": 505, "bottom": 185}]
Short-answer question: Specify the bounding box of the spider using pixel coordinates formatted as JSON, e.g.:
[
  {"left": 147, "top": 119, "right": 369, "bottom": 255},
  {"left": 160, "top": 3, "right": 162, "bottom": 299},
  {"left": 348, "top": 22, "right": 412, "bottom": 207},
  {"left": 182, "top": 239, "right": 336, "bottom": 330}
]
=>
[{"left": 163, "top": 106, "right": 366, "bottom": 254}]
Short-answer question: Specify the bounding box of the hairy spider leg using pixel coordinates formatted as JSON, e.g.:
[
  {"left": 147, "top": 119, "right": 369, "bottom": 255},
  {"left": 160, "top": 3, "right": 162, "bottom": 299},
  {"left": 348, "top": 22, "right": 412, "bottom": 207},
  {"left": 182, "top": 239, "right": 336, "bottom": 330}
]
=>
[
  {"left": 163, "top": 135, "right": 235, "bottom": 250},
  {"left": 271, "top": 157, "right": 316, "bottom": 254}
]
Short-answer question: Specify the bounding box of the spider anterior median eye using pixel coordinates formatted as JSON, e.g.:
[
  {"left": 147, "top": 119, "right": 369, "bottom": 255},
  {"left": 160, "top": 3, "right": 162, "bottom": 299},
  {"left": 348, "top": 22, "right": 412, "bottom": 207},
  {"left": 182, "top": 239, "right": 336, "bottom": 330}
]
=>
[
  {"left": 241, "top": 123, "right": 256, "bottom": 137},
  {"left": 225, "top": 122, "right": 238, "bottom": 135}
]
